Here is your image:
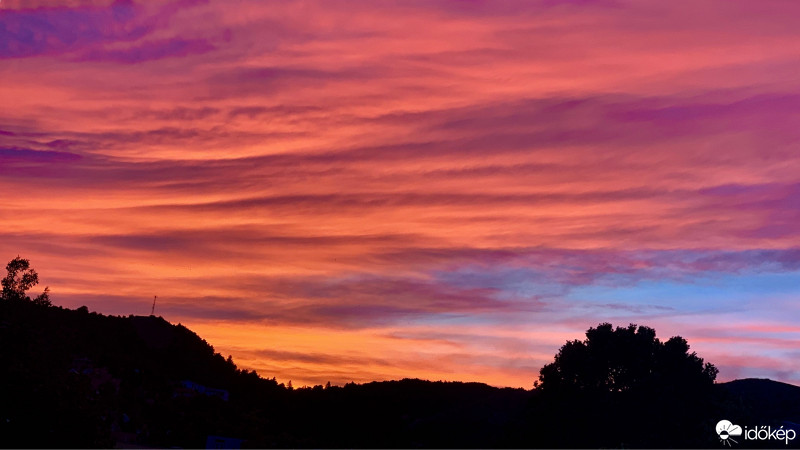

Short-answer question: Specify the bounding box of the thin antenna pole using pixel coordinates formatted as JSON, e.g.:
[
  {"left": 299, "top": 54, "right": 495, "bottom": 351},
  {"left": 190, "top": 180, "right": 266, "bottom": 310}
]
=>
[{"left": 151, "top": 295, "right": 157, "bottom": 316}]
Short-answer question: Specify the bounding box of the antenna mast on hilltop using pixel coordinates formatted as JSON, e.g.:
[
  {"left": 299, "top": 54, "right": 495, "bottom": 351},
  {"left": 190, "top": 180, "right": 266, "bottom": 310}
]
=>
[{"left": 151, "top": 295, "right": 157, "bottom": 316}]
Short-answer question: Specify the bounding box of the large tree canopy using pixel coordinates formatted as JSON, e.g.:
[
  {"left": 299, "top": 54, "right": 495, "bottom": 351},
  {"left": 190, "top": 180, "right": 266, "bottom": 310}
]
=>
[
  {"left": 532, "top": 323, "right": 720, "bottom": 447},
  {"left": 537, "top": 322, "right": 718, "bottom": 393}
]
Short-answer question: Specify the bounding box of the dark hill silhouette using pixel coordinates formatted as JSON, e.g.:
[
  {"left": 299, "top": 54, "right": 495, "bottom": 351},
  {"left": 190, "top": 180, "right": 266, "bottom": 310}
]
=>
[
  {"left": 2, "top": 298, "right": 799, "bottom": 448},
  {"left": 0, "top": 299, "right": 532, "bottom": 448},
  {"left": 713, "top": 379, "right": 800, "bottom": 449},
  {"left": 722, "top": 378, "right": 800, "bottom": 422}
]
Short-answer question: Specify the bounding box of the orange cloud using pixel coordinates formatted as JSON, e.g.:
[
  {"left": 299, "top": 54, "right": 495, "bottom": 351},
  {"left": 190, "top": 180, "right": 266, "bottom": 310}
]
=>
[{"left": 3, "top": 0, "right": 800, "bottom": 388}]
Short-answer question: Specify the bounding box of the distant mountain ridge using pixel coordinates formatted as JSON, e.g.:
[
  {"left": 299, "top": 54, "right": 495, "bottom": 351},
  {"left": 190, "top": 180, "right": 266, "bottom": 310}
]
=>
[
  {"left": 720, "top": 378, "right": 800, "bottom": 425},
  {"left": 1, "top": 299, "right": 797, "bottom": 448}
]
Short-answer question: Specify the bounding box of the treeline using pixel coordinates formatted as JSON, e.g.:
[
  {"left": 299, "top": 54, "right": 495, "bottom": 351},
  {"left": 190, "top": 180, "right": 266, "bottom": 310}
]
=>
[
  {"left": 0, "top": 298, "right": 529, "bottom": 448},
  {"left": 2, "top": 257, "right": 799, "bottom": 448}
]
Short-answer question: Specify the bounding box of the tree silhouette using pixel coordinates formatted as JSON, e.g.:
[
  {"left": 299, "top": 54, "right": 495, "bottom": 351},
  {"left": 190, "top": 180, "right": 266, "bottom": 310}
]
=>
[
  {"left": 2, "top": 256, "right": 51, "bottom": 305},
  {"left": 32, "top": 286, "right": 52, "bottom": 307},
  {"left": 537, "top": 323, "right": 717, "bottom": 393},
  {"left": 532, "top": 323, "right": 720, "bottom": 447}
]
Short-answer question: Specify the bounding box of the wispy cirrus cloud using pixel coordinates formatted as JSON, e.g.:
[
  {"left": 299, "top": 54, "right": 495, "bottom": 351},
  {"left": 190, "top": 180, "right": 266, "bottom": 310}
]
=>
[
  {"left": 0, "top": 146, "right": 81, "bottom": 162},
  {"left": 75, "top": 37, "right": 215, "bottom": 63},
  {"left": 3, "top": 0, "right": 800, "bottom": 387},
  {"left": 0, "top": 1, "right": 145, "bottom": 59}
]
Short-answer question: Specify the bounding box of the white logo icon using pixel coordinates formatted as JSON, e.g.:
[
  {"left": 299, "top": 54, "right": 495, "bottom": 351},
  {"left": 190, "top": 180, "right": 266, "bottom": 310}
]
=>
[{"left": 716, "top": 420, "right": 743, "bottom": 446}]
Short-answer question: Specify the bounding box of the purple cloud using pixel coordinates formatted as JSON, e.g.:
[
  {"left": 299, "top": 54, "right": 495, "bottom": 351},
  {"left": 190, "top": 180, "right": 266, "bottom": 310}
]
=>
[
  {"left": 0, "top": 147, "right": 81, "bottom": 162},
  {"left": 0, "top": 1, "right": 149, "bottom": 59},
  {"left": 76, "top": 37, "right": 215, "bottom": 63}
]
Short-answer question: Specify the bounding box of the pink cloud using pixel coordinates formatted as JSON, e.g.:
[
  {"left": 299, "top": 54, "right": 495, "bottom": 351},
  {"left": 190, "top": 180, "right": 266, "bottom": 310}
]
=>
[{"left": 3, "top": 0, "right": 800, "bottom": 387}]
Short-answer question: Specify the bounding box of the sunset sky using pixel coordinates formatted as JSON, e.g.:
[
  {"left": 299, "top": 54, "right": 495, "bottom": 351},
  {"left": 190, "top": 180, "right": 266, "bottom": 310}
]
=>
[{"left": 2, "top": 0, "right": 800, "bottom": 388}]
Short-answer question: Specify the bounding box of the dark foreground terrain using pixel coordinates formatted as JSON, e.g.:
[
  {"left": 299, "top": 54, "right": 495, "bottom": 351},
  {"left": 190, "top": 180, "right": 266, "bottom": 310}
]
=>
[{"left": 1, "top": 299, "right": 798, "bottom": 448}]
